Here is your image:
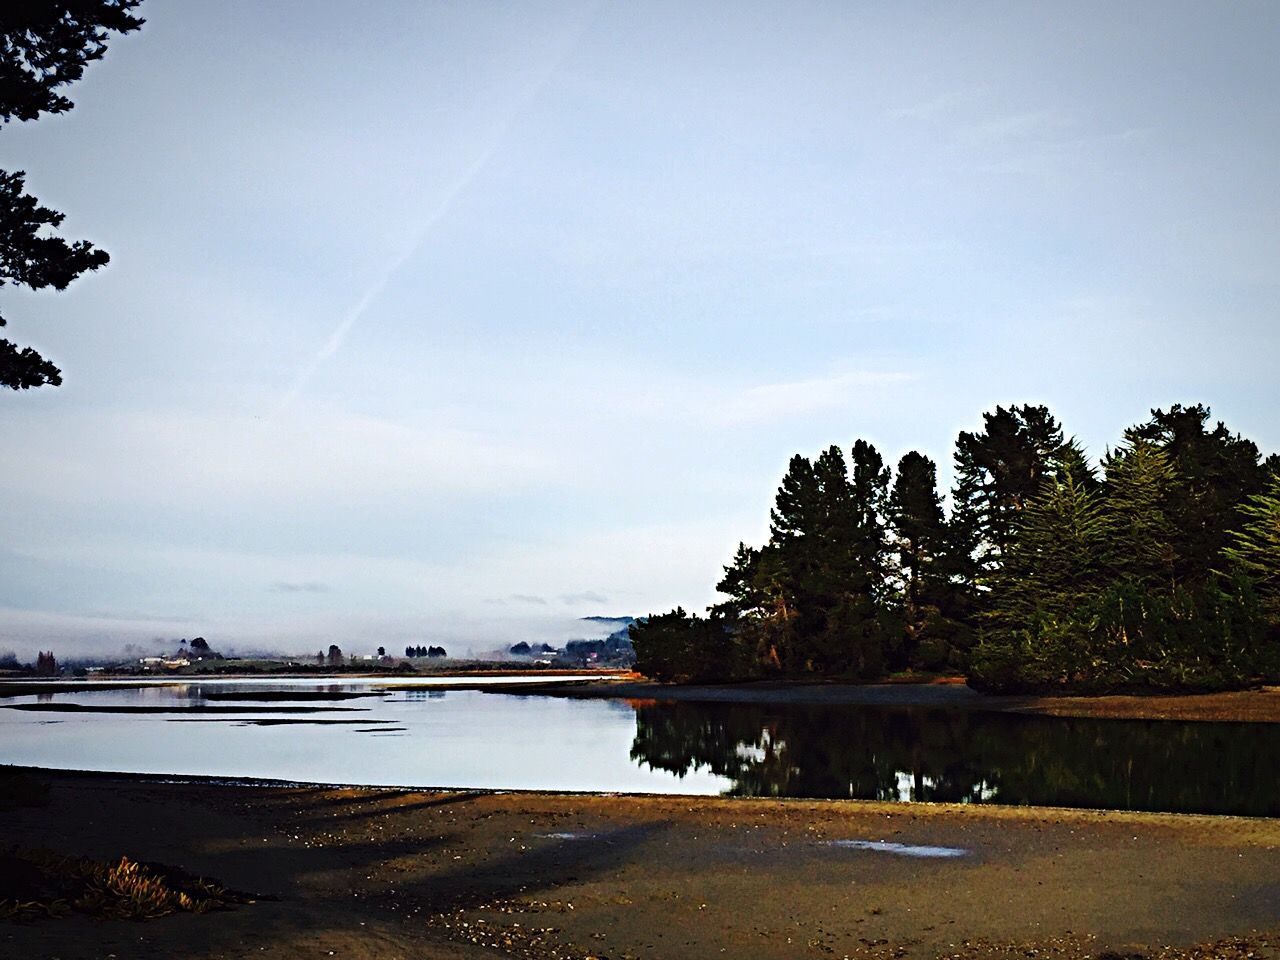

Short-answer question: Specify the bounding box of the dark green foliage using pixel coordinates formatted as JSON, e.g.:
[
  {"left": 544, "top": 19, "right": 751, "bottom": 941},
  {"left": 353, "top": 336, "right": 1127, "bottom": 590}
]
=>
[
  {"left": 971, "top": 575, "right": 1269, "bottom": 693},
  {"left": 629, "top": 608, "right": 738, "bottom": 682},
  {"left": 986, "top": 462, "right": 1106, "bottom": 631},
  {"left": 1100, "top": 437, "right": 1177, "bottom": 587},
  {"left": 951, "top": 404, "right": 1068, "bottom": 578},
  {"left": 642, "top": 400, "right": 1277, "bottom": 693},
  {"left": 1225, "top": 472, "right": 1280, "bottom": 621},
  {"left": 1129, "top": 404, "right": 1266, "bottom": 584},
  {"left": 0, "top": 3, "right": 143, "bottom": 389},
  {"left": 887, "top": 451, "right": 969, "bottom": 669},
  {"left": 971, "top": 406, "right": 1276, "bottom": 693},
  {"left": 754, "top": 441, "right": 895, "bottom": 678}
]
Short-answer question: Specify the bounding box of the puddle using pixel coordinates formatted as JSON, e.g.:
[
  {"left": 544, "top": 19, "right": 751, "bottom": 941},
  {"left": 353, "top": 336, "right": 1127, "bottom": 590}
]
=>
[
  {"left": 823, "top": 839, "right": 968, "bottom": 858},
  {"left": 537, "top": 832, "right": 596, "bottom": 840}
]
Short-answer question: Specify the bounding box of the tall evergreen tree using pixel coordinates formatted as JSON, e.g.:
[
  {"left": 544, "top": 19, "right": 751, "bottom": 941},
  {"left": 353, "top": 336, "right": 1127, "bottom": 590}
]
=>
[
  {"left": 889, "top": 451, "right": 946, "bottom": 601},
  {"left": 767, "top": 452, "right": 823, "bottom": 666},
  {"left": 1130, "top": 404, "right": 1265, "bottom": 583},
  {"left": 818, "top": 440, "right": 892, "bottom": 677},
  {"left": 1224, "top": 473, "right": 1280, "bottom": 622},
  {"left": 713, "top": 541, "right": 791, "bottom": 673},
  {"left": 846, "top": 440, "right": 891, "bottom": 600},
  {"left": 888, "top": 451, "right": 950, "bottom": 667},
  {"left": 988, "top": 462, "right": 1106, "bottom": 629},
  {"left": 951, "top": 404, "right": 1068, "bottom": 581},
  {"left": 1100, "top": 436, "right": 1178, "bottom": 588}
]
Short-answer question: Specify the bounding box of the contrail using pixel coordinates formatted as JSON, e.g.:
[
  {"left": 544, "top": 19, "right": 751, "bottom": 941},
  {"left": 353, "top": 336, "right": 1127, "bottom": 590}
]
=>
[
  {"left": 270, "top": 146, "right": 497, "bottom": 417},
  {"left": 272, "top": 5, "right": 598, "bottom": 418}
]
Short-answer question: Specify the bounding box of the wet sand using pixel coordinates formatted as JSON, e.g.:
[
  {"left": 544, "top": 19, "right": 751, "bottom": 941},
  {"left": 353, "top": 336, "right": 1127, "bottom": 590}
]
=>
[
  {"left": 525, "top": 679, "right": 1280, "bottom": 722},
  {"left": 2, "top": 769, "right": 1279, "bottom": 960}
]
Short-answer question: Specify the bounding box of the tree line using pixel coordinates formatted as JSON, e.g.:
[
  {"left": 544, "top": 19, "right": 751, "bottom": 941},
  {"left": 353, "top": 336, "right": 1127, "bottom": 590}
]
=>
[{"left": 630, "top": 404, "right": 1280, "bottom": 692}]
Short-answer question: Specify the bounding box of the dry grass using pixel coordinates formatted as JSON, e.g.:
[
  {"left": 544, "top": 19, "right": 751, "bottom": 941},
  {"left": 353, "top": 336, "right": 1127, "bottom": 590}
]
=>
[{"left": 0, "top": 847, "right": 261, "bottom": 922}]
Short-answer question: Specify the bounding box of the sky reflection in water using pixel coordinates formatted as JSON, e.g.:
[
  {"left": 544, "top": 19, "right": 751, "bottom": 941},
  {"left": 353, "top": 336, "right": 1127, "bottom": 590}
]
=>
[{"left": 1, "top": 679, "right": 1277, "bottom": 815}]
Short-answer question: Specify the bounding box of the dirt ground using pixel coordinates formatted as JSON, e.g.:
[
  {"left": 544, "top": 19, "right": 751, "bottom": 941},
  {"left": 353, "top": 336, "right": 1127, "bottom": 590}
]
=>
[{"left": 1, "top": 769, "right": 1278, "bottom": 960}]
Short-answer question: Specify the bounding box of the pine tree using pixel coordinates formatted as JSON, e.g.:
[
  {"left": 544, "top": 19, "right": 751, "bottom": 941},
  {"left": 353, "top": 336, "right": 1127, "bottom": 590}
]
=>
[
  {"left": 973, "top": 462, "right": 1106, "bottom": 689},
  {"left": 989, "top": 463, "right": 1106, "bottom": 630},
  {"left": 767, "top": 453, "right": 823, "bottom": 667},
  {"left": 847, "top": 440, "right": 891, "bottom": 600},
  {"left": 888, "top": 451, "right": 954, "bottom": 668},
  {"left": 1224, "top": 473, "right": 1280, "bottom": 620},
  {"left": 809, "top": 440, "right": 892, "bottom": 676},
  {"left": 1101, "top": 436, "right": 1177, "bottom": 588},
  {"left": 951, "top": 404, "right": 1068, "bottom": 582},
  {"left": 0, "top": 3, "right": 144, "bottom": 389},
  {"left": 1130, "top": 404, "right": 1265, "bottom": 584}
]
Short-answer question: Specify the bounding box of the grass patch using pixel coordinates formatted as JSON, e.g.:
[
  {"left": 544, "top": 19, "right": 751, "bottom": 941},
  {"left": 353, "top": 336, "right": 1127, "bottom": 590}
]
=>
[{"left": 0, "top": 848, "right": 265, "bottom": 922}]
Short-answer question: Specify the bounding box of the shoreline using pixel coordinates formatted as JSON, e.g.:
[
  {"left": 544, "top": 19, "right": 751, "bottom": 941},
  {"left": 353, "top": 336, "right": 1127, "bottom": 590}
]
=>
[
  {"left": 518, "top": 678, "right": 1280, "bottom": 722},
  {"left": 3, "top": 768, "right": 1279, "bottom": 959},
  {"left": 11, "top": 671, "right": 1280, "bottom": 722},
  {"left": 9, "top": 763, "right": 1279, "bottom": 824}
]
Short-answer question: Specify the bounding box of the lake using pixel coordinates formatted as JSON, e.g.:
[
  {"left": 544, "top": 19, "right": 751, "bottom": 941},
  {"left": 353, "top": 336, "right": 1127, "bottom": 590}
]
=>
[{"left": 2, "top": 676, "right": 1277, "bottom": 816}]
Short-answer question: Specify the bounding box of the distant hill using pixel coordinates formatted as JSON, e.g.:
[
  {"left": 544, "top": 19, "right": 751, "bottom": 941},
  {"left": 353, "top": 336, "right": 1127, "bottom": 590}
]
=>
[
  {"left": 580, "top": 616, "right": 635, "bottom": 637},
  {"left": 566, "top": 616, "right": 638, "bottom": 666}
]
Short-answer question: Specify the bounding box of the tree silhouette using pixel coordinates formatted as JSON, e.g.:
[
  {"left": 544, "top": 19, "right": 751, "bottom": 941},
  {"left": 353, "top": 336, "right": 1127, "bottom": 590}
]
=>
[{"left": 0, "top": 2, "right": 144, "bottom": 389}]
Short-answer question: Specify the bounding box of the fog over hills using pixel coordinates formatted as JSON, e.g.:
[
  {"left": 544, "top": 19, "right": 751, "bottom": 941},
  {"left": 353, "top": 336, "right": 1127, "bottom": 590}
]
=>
[{"left": 0, "top": 609, "right": 633, "bottom": 663}]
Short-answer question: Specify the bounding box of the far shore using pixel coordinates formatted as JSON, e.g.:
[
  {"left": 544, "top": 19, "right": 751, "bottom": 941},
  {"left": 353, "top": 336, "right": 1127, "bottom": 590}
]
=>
[
  {"left": 516, "top": 677, "right": 1280, "bottom": 723},
  {"left": 0, "top": 668, "right": 633, "bottom": 696},
  {"left": 8, "top": 669, "right": 1280, "bottom": 723}
]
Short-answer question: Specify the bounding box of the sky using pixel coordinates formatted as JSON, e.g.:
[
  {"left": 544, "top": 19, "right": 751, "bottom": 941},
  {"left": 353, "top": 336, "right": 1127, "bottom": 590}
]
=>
[{"left": 1, "top": 1, "right": 1277, "bottom": 658}]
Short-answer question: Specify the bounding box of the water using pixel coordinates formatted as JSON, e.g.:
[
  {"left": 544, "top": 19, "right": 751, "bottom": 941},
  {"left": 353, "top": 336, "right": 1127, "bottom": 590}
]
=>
[
  {"left": 2, "top": 678, "right": 1277, "bottom": 815},
  {"left": 823, "top": 840, "right": 968, "bottom": 858}
]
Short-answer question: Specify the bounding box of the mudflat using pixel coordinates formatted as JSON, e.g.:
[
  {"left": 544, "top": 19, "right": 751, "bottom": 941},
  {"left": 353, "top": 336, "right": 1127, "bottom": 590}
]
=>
[{"left": 2, "top": 769, "right": 1278, "bottom": 960}]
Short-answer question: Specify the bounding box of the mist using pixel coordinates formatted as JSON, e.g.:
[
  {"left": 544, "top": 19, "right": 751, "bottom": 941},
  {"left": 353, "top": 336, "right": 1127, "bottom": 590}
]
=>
[{"left": 0, "top": 607, "right": 628, "bottom": 663}]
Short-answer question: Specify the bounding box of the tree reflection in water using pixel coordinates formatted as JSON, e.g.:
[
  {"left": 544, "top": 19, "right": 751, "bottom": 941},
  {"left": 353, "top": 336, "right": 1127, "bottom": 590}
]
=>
[{"left": 629, "top": 701, "right": 1280, "bottom": 816}]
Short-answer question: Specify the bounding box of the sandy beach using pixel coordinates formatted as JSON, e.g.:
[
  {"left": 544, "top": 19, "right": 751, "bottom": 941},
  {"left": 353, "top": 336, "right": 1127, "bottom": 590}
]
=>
[{"left": 2, "top": 767, "right": 1278, "bottom": 960}]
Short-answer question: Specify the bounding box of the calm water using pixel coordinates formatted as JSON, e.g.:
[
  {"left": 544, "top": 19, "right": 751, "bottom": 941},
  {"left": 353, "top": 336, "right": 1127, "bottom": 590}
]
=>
[{"left": 2, "top": 677, "right": 1277, "bottom": 815}]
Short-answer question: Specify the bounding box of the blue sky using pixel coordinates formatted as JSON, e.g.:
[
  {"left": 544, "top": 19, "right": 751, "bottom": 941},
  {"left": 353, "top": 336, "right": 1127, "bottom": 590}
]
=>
[{"left": 2, "top": 1, "right": 1277, "bottom": 657}]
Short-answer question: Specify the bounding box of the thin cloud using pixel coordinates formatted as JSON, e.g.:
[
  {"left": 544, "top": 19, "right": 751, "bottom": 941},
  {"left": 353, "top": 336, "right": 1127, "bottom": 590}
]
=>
[
  {"left": 707, "top": 371, "right": 919, "bottom": 427},
  {"left": 560, "top": 591, "right": 609, "bottom": 605},
  {"left": 887, "top": 89, "right": 982, "bottom": 121},
  {"left": 269, "top": 581, "right": 331, "bottom": 594},
  {"left": 271, "top": 7, "right": 598, "bottom": 417}
]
